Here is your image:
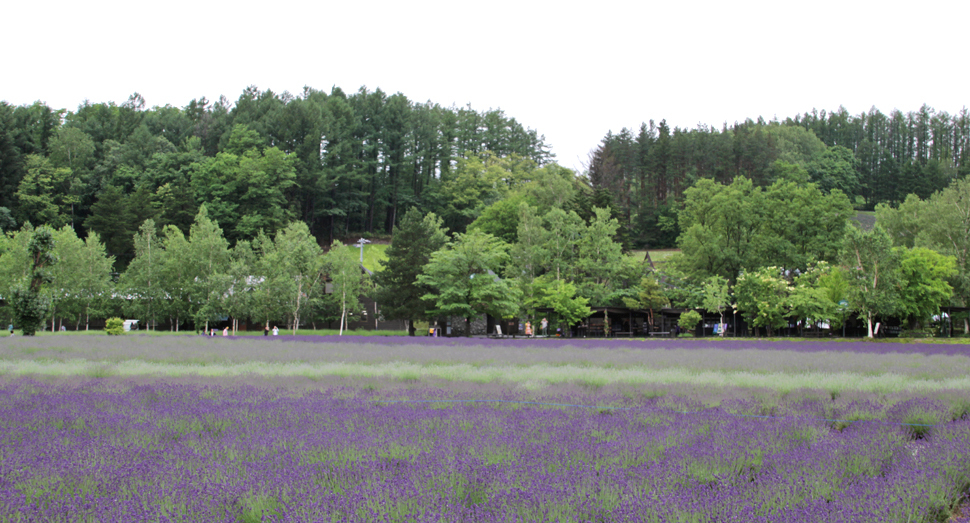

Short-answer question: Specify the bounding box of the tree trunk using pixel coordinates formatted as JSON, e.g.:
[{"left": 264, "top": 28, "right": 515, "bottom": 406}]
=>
[
  {"left": 339, "top": 288, "right": 346, "bottom": 336},
  {"left": 293, "top": 278, "right": 303, "bottom": 335},
  {"left": 867, "top": 312, "right": 875, "bottom": 338}
]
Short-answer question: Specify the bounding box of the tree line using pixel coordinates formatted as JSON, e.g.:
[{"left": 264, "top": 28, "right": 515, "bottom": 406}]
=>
[
  {"left": 3, "top": 173, "right": 966, "bottom": 338},
  {"left": 588, "top": 105, "right": 970, "bottom": 248},
  {"left": 3, "top": 89, "right": 969, "bottom": 337},
  {"left": 0, "top": 86, "right": 552, "bottom": 268},
  {"left": 0, "top": 209, "right": 370, "bottom": 335},
  {"left": 375, "top": 174, "right": 964, "bottom": 338}
]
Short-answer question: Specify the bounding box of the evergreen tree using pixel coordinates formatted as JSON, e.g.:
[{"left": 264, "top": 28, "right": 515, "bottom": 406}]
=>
[
  {"left": 11, "top": 226, "right": 57, "bottom": 335},
  {"left": 373, "top": 208, "right": 448, "bottom": 335}
]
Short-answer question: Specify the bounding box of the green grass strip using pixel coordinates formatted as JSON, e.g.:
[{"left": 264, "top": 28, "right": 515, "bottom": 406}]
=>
[{"left": 2, "top": 359, "right": 969, "bottom": 393}]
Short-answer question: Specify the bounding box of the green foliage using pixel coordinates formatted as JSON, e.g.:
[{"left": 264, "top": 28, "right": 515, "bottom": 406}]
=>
[
  {"left": 677, "top": 177, "right": 853, "bottom": 282},
  {"left": 418, "top": 230, "right": 522, "bottom": 335},
  {"left": 10, "top": 285, "right": 49, "bottom": 336},
  {"left": 895, "top": 247, "right": 956, "bottom": 329},
  {"left": 622, "top": 276, "right": 669, "bottom": 328},
  {"left": 806, "top": 145, "right": 860, "bottom": 198},
  {"left": 324, "top": 240, "right": 365, "bottom": 335},
  {"left": 575, "top": 207, "right": 625, "bottom": 305},
  {"left": 734, "top": 267, "right": 790, "bottom": 336},
  {"left": 788, "top": 268, "right": 837, "bottom": 334},
  {"left": 262, "top": 221, "right": 324, "bottom": 334},
  {"left": 701, "top": 275, "right": 731, "bottom": 327},
  {"left": 530, "top": 276, "right": 592, "bottom": 332},
  {"left": 768, "top": 161, "right": 810, "bottom": 185},
  {"left": 190, "top": 125, "right": 296, "bottom": 242},
  {"left": 104, "top": 317, "right": 124, "bottom": 335},
  {"left": 8, "top": 93, "right": 970, "bottom": 336},
  {"left": 678, "top": 310, "right": 702, "bottom": 333},
  {"left": 840, "top": 225, "right": 900, "bottom": 337},
  {"left": 467, "top": 194, "right": 534, "bottom": 244},
  {"left": 879, "top": 178, "right": 970, "bottom": 312},
  {"left": 374, "top": 208, "right": 448, "bottom": 334},
  {"left": 11, "top": 226, "right": 57, "bottom": 336},
  {"left": 540, "top": 207, "right": 585, "bottom": 281},
  {"left": 438, "top": 153, "right": 533, "bottom": 233},
  {"left": 47, "top": 226, "right": 114, "bottom": 331},
  {"left": 515, "top": 163, "right": 577, "bottom": 213},
  {"left": 15, "top": 155, "right": 72, "bottom": 228}
]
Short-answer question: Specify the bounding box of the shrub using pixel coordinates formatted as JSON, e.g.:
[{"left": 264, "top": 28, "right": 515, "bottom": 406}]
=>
[
  {"left": 898, "top": 328, "right": 935, "bottom": 338},
  {"left": 105, "top": 318, "right": 124, "bottom": 336},
  {"left": 678, "top": 310, "right": 702, "bottom": 334},
  {"left": 10, "top": 285, "right": 49, "bottom": 337}
]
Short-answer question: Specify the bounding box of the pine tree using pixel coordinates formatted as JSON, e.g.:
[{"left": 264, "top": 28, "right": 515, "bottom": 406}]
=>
[{"left": 373, "top": 208, "right": 447, "bottom": 335}]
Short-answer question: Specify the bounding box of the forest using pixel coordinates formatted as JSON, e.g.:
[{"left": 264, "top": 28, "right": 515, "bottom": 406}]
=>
[
  {"left": 1, "top": 85, "right": 968, "bottom": 336},
  {"left": 3, "top": 86, "right": 968, "bottom": 257},
  {"left": 0, "top": 86, "right": 552, "bottom": 267},
  {"left": 588, "top": 106, "right": 970, "bottom": 248}
]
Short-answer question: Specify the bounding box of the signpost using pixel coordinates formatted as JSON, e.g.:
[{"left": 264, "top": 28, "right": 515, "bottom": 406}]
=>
[{"left": 353, "top": 238, "right": 371, "bottom": 263}]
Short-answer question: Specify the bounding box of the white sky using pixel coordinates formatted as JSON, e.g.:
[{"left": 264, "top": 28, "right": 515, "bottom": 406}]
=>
[{"left": 3, "top": 0, "right": 967, "bottom": 172}]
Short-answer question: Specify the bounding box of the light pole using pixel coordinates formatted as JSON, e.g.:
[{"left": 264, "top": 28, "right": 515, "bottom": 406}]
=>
[
  {"left": 353, "top": 238, "right": 371, "bottom": 264},
  {"left": 732, "top": 304, "right": 737, "bottom": 337},
  {"left": 839, "top": 300, "right": 848, "bottom": 337}
]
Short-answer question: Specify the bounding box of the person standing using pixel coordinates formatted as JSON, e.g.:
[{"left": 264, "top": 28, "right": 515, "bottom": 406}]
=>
[
  {"left": 525, "top": 321, "right": 533, "bottom": 337},
  {"left": 272, "top": 326, "right": 279, "bottom": 336},
  {"left": 222, "top": 327, "right": 229, "bottom": 336},
  {"left": 540, "top": 317, "right": 548, "bottom": 336},
  {"left": 264, "top": 324, "right": 269, "bottom": 336}
]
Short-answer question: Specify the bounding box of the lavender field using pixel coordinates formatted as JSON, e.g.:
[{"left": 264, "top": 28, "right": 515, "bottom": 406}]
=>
[{"left": 1, "top": 336, "right": 969, "bottom": 522}]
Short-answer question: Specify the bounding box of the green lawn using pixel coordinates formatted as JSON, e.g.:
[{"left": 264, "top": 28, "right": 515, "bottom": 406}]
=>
[
  {"left": 18, "top": 328, "right": 407, "bottom": 337},
  {"left": 342, "top": 242, "right": 389, "bottom": 272},
  {"left": 629, "top": 249, "right": 680, "bottom": 264}
]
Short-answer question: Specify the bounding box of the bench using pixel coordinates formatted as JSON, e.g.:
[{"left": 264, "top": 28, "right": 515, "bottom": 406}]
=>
[{"left": 649, "top": 331, "right": 670, "bottom": 337}]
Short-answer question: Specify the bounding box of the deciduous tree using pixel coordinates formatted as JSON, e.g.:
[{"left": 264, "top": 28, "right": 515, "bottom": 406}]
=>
[
  {"left": 324, "top": 240, "right": 364, "bottom": 335},
  {"left": 418, "top": 230, "right": 521, "bottom": 336},
  {"left": 840, "top": 225, "right": 900, "bottom": 338}
]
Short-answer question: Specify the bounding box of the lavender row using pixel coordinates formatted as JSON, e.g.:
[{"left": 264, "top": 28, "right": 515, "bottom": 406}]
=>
[
  {"left": 278, "top": 335, "right": 970, "bottom": 357},
  {"left": 0, "top": 380, "right": 968, "bottom": 522}
]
